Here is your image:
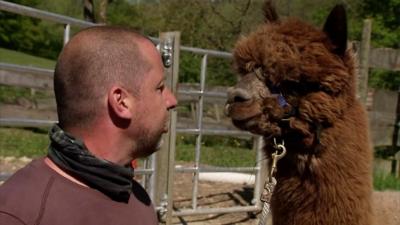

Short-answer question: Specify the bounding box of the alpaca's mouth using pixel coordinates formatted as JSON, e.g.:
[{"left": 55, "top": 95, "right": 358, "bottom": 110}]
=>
[
  {"left": 225, "top": 101, "right": 282, "bottom": 136},
  {"left": 224, "top": 100, "right": 262, "bottom": 121},
  {"left": 232, "top": 115, "right": 282, "bottom": 136},
  {"left": 225, "top": 101, "right": 261, "bottom": 132},
  {"left": 231, "top": 116, "right": 261, "bottom": 131}
]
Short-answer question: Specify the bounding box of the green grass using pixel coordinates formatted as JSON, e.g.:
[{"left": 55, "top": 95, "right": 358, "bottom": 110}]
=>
[
  {"left": 0, "top": 47, "right": 56, "bottom": 69},
  {"left": 1, "top": 127, "right": 400, "bottom": 191},
  {"left": 0, "top": 48, "right": 56, "bottom": 103},
  {"left": 0, "top": 127, "right": 48, "bottom": 157},
  {"left": 373, "top": 170, "right": 400, "bottom": 191},
  {"left": 0, "top": 127, "right": 256, "bottom": 167},
  {"left": 176, "top": 143, "right": 257, "bottom": 168},
  {"left": 0, "top": 85, "right": 50, "bottom": 103}
]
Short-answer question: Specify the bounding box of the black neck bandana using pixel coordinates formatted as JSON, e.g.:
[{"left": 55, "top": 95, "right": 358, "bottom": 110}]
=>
[{"left": 47, "top": 124, "right": 134, "bottom": 203}]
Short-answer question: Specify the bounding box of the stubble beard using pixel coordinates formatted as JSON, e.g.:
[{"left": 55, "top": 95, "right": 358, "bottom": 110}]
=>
[{"left": 135, "top": 125, "right": 165, "bottom": 158}]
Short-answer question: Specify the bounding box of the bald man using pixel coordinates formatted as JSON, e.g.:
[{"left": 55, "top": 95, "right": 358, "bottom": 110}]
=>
[{"left": 0, "top": 26, "right": 177, "bottom": 225}]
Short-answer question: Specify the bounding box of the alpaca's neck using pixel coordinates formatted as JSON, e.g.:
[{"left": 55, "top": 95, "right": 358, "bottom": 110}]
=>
[{"left": 271, "top": 103, "right": 372, "bottom": 225}]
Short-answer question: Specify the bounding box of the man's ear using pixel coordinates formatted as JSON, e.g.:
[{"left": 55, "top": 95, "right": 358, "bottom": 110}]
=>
[{"left": 108, "top": 86, "right": 133, "bottom": 120}]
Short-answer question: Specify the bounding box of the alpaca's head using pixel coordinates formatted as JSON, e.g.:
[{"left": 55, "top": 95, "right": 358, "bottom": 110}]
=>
[{"left": 225, "top": 1, "right": 357, "bottom": 147}]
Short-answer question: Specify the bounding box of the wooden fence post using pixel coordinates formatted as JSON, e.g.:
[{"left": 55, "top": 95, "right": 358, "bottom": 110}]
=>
[
  {"left": 395, "top": 151, "right": 400, "bottom": 178},
  {"left": 153, "top": 31, "right": 180, "bottom": 224},
  {"left": 358, "top": 19, "right": 372, "bottom": 104},
  {"left": 391, "top": 87, "right": 400, "bottom": 176}
]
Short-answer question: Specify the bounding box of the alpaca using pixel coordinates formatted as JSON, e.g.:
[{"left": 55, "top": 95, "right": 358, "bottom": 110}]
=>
[{"left": 225, "top": 2, "right": 373, "bottom": 225}]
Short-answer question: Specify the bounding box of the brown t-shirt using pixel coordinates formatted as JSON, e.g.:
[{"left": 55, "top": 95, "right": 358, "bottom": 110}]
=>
[{"left": 0, "top": 158, "right": 158, "bottom": 225}]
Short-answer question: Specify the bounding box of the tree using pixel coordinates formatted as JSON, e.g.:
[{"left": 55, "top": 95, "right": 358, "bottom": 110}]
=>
[{"left": 1, "top": 0, "right": 398, "bottom": 88}]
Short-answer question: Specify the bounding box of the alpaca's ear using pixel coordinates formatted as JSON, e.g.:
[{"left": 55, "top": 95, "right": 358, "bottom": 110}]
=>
[
  {"left": 263, "top": 1, "right": 279, "bottom": 23},
  {"left": 323, "top": 5, "right": 347, "bottom": 56}
]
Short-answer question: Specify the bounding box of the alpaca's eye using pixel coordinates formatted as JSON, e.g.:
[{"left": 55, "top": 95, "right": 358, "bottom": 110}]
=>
[
  {"left": 280, "top": 81, "right": 302, "bottom": 96},
  {"left": 280, "top": 81, "right": 321, "bottom": 96},
  {"left": 264, "top": 80, "right": 280, "bottom": 95},
  {"left": 237, "top": 67, "right": 248, "bottom": 75}
]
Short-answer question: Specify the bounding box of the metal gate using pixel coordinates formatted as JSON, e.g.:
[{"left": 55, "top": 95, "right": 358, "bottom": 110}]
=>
[
  {"left": 155, "top": 35, "right": 267, "bottom": 224},
  {"left": 0, "top": 1, "right": 267, "bottom": 224}
]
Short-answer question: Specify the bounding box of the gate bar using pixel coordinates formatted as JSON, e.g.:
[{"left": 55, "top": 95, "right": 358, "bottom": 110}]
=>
[
  {"left": 173, "top": 205, "right": 260, "bottom": 216},
  {"left": 253, "top": 136, "right": 266, "bottom": 206},
  {"left": 191, "top": 54, "right": 208, "bottom": 209},
  {"left": 175, "top": 166, "right": 259, "bottom": 173},
  {"left": 63, "top": 24, "right": 71, "bottom": 45},
  {"left": 181, "top": 46, "right": 232, "bottom": 58}
]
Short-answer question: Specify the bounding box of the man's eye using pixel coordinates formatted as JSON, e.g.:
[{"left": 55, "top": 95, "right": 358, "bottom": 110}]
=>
[{"left": 157, "top": 85, "right": 165, "bottom": 92}]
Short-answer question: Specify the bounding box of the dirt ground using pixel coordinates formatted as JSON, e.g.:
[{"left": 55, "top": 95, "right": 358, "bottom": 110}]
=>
[{"left": 170, "top": 171, "right": 261, "bottom": 225}]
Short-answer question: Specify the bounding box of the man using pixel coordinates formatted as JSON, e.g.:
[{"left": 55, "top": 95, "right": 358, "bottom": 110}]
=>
[{"left": 0, "top": 26, "right": 177, "bottom": 225}]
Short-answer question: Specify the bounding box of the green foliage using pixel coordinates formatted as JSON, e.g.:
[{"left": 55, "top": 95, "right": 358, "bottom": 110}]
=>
[
  {"left": 207, "top": 57, "right": 236, "bottom": 86},
  {"left": 35, "top": 0, "right": 83, "bottom": 18},
  {"left": 178, "top": 52, "right": 202, "bottom": 83},
  {"left": 369, "top": 17, "right": 400, "bottom": 49},
  {"left": 1, "top": 0, "right": 398, "bottom": 87},
  {"left": 0, "top": 0, "right": 80, "bottom": 60},
  {"left": 358, "top": 0, "right": 400, "bottom": 48},
  {"left": 369, "top": 69, "right": 400, "bottom": 91},
  {"left": 0, "top": 8, "right": 62, "bottom": 59},
  {"left": 357, "top": 0, "right": 400, "bottom": 90},
  {"left": 107, "top": 0, "right": 263, "bottom": 85},
  {"left": 107, "top": 0, "right": 143, "bottom": 29},
  {"left": 374, "top": 145, "right": 399, "bottom": 159}
]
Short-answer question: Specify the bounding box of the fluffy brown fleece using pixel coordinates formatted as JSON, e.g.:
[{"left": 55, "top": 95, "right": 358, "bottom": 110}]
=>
[{"left": 226, "top": 2, "right": 372, "bottom": 225}]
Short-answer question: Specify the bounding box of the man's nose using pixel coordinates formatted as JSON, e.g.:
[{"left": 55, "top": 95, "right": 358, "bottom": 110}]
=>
[{"left": 165, "top": 88, "right": 178, "bottom": 110}]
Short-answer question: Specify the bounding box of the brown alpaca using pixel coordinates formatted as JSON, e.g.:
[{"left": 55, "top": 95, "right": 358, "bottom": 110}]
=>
[{"left": 225, "top": 2, "right": 373, "bottom": 225}]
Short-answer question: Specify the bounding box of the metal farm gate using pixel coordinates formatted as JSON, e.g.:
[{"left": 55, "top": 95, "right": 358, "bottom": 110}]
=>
[
  {"left": 155, "top": 36, "right": 268, "bottom": 223},
  {"left": 0, "top": 1, "right": 267, "bottom": 224}
]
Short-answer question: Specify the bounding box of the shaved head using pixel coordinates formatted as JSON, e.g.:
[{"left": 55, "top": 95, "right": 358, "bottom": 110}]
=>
[{"left": 54, "top": 26, "right": 153, "bottom": 129}]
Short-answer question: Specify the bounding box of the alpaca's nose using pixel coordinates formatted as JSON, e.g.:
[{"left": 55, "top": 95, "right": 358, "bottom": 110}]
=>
[{"left": 226, "top": 87, "right": 252, "bottom": 104}]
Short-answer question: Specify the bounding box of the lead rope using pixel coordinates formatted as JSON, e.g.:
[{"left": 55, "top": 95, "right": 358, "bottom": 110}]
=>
[{"left": 258, "top": 138, "right": 287, "bottom": 225}]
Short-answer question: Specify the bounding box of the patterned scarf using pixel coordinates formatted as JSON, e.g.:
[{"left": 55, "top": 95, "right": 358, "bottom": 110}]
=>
[{"left": 47, "top": 124, "right": 134, "bottom": 202}]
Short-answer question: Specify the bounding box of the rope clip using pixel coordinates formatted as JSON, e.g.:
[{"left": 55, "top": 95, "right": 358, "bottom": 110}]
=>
[{"left": 269, "top": 138, "right": 287, "bottom": 182}]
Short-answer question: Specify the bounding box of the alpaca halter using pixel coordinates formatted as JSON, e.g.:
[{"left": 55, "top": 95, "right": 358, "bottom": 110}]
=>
[
  {"left": 253, "top": 68, "right": 295, "bottom": 118},
  {"left": 258, "top": 138, "right": 287, "bottom": 225}
]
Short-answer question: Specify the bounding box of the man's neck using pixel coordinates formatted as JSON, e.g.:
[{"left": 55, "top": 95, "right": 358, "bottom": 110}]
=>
[
  {"left": 66, "top": 123, "right": 135, "bottom": 166},
  {"left": 44, "top": 157, "right": 89, "bottom": 187}
]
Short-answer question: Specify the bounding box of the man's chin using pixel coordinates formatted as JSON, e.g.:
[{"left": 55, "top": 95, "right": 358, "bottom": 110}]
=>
[{"left": 140, "top": 138, "right": 163, "bottom": 158}]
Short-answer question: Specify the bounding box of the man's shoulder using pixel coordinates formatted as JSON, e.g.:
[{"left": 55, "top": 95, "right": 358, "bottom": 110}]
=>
[
  {"left": 0, "top": 157, "right": 54, "bottom": 225},
  {"left": 0, "top": 158, "right": 159, "bottom": 225},
  {"left": 0, "top": 212, "right": 27, "bottom": 225},
  {"left": 0, "top": 157, "right": 51, "bottom": 194}
]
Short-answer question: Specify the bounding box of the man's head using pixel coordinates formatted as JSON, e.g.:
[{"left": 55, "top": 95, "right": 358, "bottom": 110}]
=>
[
  {"left": 54, "top": 26, "right": 150, "bottom": 128},
  {"left": 54, "top": 26, "right": 177, "bottom": 162}
]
